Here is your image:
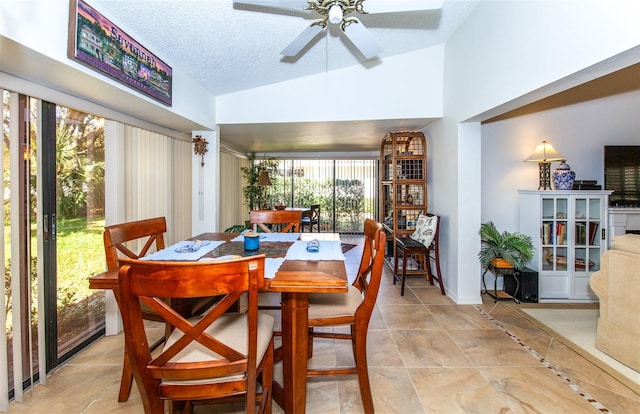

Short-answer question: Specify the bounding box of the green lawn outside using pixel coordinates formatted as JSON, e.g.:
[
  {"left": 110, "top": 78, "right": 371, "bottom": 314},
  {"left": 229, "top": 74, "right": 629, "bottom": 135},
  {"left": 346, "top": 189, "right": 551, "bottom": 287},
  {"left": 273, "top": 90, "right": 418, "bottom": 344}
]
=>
[
  {"left": 4, "top": 216, "right": 105, "bottom": 309},
  {"left": 55, "top": 217, "right": 106, "bottom": 306}
]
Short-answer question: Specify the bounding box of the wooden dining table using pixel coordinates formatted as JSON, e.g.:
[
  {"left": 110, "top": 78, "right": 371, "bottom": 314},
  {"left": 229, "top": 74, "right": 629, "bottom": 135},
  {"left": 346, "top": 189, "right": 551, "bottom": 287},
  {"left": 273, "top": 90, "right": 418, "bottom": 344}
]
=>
[
  {"left": 285, "top": 206, "right": 312, "bottom": 219},
  {"left": 89, "top": 232, "right": 348, "bottom": 414}
]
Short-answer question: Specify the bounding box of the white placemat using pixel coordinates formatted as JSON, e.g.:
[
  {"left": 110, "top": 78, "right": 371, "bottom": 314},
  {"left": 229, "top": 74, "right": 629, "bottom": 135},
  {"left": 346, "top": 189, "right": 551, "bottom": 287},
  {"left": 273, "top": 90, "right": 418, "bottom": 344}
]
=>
[
  {"left": 230, "top": 232, "right": 301, "bottom": 242},
  {"left": 299, "top": 233, "right": 340, "bottom": 241},
  {"left": 141, "top": 240, "right": 224, "bottom": 261},
  {"left": 265, "top": 258, "right": 285, "bottom": 279},
  {"left": 284, "top": 240, "right": 345, "bottom": 261}
]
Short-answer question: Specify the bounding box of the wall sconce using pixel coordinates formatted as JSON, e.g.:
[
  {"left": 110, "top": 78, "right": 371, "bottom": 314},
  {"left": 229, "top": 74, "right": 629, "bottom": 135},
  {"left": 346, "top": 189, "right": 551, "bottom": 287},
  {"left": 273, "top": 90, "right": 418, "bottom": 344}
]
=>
[{"left": 524, "top": 140, "right": 565, "bottom": 190}]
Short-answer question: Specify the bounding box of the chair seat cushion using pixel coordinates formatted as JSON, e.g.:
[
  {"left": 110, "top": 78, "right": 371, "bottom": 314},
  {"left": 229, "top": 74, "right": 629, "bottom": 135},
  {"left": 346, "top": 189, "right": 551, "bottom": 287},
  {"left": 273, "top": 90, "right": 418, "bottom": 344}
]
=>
[
  {"left": 307, "top": 285, "right": 362, "bottom": 319},
  {"left": 162, "top": 312, "right": 275, "bottom": 385},
  {"left": 396, "top": 236, "right": 428, "bottom": 250},
  {"left": 258, "top": 291, "right": 281, "bottom": 307}
]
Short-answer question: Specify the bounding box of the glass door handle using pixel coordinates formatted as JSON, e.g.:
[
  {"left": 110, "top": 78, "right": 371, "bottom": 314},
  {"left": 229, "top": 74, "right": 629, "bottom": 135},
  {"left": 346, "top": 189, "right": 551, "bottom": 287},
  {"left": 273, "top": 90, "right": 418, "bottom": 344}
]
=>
[{"left": 44, "top": 213, "right": 57, "bottom": 241}]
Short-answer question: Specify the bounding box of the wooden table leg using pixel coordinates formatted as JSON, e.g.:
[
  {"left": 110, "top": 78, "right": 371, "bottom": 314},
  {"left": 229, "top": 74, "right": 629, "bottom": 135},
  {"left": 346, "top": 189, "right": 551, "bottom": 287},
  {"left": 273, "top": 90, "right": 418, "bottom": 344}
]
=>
[{"left": 278, "top": 292, "right": 309, "bottom": 414}]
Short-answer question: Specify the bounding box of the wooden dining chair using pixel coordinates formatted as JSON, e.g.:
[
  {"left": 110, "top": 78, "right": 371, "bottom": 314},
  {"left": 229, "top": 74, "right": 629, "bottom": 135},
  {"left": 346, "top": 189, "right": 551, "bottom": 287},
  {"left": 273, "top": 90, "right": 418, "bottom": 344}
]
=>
[
  {"left": 393, "top": 213, "right": 445, "bottom": 296},
  {"left": 103, "top": 217, "right": 216, "bottom": 401},
  {"left": 118, "top": 255, "right": 275, "bottom": 414},
  {"left": 250, "top": 210, "right": 302, "bottom": 233},
  {"left": 250, "top": 210, "right": 302, "bottom": 311},
  {"left": 305, "top": 218, "right": 385, "bottom": 414},
  {"left": 301, "top": 204, "right": 321, "bottom": 232}
]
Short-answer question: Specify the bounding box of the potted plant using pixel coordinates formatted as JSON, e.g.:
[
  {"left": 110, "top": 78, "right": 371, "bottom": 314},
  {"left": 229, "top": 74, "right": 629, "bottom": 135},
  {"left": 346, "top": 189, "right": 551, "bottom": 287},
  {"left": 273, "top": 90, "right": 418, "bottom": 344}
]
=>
[
  {"left": 478, "top": 221, "right": 534, "bottom": 270},
  {"left": 224, "top": 154, "right": 280, "bottom": 233},
  {"left": 241, "top": 152, "right": 279, "bottom": 211}
]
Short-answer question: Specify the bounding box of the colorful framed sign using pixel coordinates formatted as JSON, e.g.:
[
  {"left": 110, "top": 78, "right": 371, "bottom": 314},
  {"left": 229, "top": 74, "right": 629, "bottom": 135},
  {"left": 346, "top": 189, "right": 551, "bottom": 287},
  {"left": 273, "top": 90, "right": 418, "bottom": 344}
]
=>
[{"left": 68, "top": 0, "right": 173, "bottom": 106}]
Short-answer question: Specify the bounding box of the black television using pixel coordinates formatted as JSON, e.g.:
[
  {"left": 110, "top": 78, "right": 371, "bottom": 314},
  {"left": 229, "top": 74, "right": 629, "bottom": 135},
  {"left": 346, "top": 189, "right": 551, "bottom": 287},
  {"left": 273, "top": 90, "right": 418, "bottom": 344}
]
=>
[{"left": 604, "top": 145, "right": 640, "bottom": 207}]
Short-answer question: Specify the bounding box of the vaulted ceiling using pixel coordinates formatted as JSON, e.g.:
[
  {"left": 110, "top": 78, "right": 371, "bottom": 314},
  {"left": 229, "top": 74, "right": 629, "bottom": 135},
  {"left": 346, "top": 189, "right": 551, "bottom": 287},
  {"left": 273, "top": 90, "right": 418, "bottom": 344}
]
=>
[
  {"left": 87, "top": 0, "right": 480, "bottom": 153},
  {"left": 92, "top": 0, "right": 477, "bottom": 97}
]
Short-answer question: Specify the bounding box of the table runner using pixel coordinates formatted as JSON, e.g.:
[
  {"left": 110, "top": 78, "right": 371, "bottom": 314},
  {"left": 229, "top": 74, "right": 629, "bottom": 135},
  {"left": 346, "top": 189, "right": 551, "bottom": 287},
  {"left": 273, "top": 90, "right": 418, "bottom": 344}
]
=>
[
  {"left": 141, "top": 240, "right": 224, "bottom": 261},
  {"left": 230, "top": 232, "right": 301, "bottom": 242}
]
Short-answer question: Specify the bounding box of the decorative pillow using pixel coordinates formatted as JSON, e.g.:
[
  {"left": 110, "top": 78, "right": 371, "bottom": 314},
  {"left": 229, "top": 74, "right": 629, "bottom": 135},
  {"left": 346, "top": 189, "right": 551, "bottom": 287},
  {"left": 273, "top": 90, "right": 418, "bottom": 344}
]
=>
[{"left": 410, "top": 214, "right": 438, "bottom": 247}]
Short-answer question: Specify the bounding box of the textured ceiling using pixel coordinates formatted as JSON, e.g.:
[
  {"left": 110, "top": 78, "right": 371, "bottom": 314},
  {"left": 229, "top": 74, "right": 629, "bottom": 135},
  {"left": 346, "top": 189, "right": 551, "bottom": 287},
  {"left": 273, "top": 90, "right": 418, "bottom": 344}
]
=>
[
  {"left": 91, "top": 0, "right": 478, "bottom": 97},
  {"left": 87, "top": 0, "right": 480, "bottom": 153}
]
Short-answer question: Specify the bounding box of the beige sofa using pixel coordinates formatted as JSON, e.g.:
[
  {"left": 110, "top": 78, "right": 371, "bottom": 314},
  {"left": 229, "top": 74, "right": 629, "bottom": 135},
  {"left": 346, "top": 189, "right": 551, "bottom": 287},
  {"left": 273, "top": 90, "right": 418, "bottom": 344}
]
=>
[{"left": 590, "top": 233, "right": 640, "bottom": 372}]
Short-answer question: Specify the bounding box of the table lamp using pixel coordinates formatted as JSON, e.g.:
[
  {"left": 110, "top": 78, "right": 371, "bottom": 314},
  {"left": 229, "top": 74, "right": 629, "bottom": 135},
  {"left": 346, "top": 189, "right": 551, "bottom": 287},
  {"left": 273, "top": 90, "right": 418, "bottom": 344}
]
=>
[{"left": 524, "top": 140, "right": 565, "bottom": 190}]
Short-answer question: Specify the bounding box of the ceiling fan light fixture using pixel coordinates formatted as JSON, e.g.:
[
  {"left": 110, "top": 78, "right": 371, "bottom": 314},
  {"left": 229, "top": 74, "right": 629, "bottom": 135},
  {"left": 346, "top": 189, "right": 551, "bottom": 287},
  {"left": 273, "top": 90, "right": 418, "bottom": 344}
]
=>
[
  {"left": 328, "top": 4, "right": 343, "bottom": 24},
  {"left": 237, "top": 0, "right": 445, "bottom": 60}
]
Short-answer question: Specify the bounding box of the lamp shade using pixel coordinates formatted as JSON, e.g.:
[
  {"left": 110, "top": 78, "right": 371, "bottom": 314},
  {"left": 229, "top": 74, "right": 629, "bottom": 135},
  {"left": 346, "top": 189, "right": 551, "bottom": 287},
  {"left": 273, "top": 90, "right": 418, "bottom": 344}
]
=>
[
  {"left": 256, "top": 170, "right": 273, "bottom": 186},
  {"left": 524, "top": 140, "right": 565, "bottom": 163}
]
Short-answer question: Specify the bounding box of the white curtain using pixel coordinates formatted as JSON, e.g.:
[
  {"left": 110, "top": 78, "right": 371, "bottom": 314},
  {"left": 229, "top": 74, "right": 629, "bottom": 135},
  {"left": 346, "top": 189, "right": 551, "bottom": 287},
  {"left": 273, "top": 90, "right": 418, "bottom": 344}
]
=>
[
  {"left": 0, "top": 100, "right": 192, "bottom": 411},
  {"left": 101, "top": 122, "right": 192, "bottom": 337},
  {"left": 121, "top": 125, "right": 192, "bottom": 244},
  {"left": 219, "top": 150, "right": 247, "bottom": 231}
]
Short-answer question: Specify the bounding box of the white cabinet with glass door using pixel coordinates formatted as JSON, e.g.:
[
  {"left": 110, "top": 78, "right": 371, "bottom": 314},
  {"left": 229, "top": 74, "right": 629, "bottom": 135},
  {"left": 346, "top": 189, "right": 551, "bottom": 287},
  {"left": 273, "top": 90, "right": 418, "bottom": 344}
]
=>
[{"left": 519, "top": 190, "right": 612, "bottom": 301}]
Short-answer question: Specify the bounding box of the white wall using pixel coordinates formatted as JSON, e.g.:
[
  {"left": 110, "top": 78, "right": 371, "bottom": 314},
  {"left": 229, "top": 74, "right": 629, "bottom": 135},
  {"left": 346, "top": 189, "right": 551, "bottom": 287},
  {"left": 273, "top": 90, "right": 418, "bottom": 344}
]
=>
[
  {"left": 1, "top": 0, "right": 216, "bottom": 133},
  {"left": 192, "top": 130, "right": 220, "bottom": 235},
  {"left": 3, "top": 0, "right": 640, "bottom": 305},
  {"left": 219, "top": 151, "right": 248, "bottom": 231},
  {"left": 215, "top": 1, "right": 640, "bottom": 304},
  {"left": 216, "top": 46, "right": 444, "bottom": 123},
  {"left": 481, "top": 89, "right": 640, "bottom": 234},
  {"left": 447, "top": 1, "right": 640, "bottom": 122},
  {"left": 439, "top": 0, "right": 640, "bottom": 303}
]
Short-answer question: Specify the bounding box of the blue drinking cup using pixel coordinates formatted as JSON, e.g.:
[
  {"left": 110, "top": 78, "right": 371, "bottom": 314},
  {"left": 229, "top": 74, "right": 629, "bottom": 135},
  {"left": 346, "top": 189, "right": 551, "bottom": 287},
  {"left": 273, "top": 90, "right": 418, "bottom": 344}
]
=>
[{"left": 244, "top": 232, "right": 260, "bottom": 251}]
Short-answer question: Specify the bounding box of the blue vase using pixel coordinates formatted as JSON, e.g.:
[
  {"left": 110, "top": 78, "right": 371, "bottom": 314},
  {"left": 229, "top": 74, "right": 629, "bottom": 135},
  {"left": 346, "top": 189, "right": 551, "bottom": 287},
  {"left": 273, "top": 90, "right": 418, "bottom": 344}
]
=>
[{"left": 553, "top": 160, "right": 575, "bottom": 190}]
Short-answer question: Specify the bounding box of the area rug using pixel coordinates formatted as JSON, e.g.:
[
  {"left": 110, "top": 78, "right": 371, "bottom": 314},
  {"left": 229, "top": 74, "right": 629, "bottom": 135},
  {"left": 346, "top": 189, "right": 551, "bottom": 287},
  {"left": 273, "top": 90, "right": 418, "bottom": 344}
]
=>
[
  {"left": 519, "top": 307, "right": 640, "bottom": 394},
  {"left": 341, "top": 243, "right": 357, "bottom": 254}
]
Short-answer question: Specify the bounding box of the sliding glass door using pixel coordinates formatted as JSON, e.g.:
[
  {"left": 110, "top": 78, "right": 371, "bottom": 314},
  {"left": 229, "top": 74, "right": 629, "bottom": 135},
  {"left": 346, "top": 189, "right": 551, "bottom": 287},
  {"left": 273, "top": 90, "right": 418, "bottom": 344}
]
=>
[
  {"left": 269, "top": 159, "right": 378, "bottom": 233},
  {"left": 2, "top": 92, "right": 106, "bottom": 399},
  {"left": 41, "top": 102, "right": 106, "bottom": 368}
]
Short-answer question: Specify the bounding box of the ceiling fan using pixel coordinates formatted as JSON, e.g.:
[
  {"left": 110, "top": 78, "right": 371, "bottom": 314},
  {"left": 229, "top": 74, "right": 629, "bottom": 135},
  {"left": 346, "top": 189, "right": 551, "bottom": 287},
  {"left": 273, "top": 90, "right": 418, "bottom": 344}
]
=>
[{"left": 234, "top": 0, "right": 444, "bottom": 60}]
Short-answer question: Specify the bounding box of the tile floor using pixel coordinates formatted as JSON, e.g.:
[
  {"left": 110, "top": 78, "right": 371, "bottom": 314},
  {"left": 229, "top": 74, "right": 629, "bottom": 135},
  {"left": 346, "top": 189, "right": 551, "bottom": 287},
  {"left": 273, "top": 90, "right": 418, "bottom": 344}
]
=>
[{"left": 9, "top": 236, "right": 640, "bottom": 413}]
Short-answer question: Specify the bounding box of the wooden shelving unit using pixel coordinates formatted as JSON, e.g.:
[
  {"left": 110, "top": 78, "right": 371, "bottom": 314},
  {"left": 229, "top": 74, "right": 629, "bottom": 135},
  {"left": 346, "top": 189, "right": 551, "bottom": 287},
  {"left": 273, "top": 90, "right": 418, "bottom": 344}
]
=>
[{"left": 379, "top": 131, "right": 427, "bottom": 272}]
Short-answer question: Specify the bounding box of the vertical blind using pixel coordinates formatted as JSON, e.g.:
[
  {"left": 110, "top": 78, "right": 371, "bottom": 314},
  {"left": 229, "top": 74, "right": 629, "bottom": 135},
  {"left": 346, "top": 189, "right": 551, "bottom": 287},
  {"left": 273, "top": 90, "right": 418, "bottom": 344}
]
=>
[
  {"left": 269, "top": 159, "right": 378, "bottom": 233},
  {"left": 1, "top": 108, "right": 192, "bottom": 409},
  {"left": 121, "top": 125, "right": 192, "bottom": 243}
]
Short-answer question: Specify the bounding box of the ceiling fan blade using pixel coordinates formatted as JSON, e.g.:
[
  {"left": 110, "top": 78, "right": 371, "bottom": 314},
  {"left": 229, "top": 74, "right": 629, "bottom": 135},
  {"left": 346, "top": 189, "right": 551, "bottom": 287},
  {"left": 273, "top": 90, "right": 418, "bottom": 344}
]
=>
[
  {"left": 233, "top": 0, "right": 309, "bottom": 8},
  {"left": 362, "top": 0, "right": 444, "bottom": 14},
  {"left": 343, "top": 18, "right": 383, "bottom": 59},
  {"left": 281, "top": 24, "right": 324, "bottom": 56}
]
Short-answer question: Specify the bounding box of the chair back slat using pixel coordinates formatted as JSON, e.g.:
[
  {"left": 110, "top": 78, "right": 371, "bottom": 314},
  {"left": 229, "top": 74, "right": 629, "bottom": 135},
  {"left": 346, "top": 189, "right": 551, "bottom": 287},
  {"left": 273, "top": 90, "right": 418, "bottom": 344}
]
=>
[
  {"left": 250, "top": 210, "right": 302, "bottom": 233},
  {"left": 310, "top": 204, "right": 320, "bottom": 221},
  {"left": 353, "top": 219, "right": 385, "bottom": 318},
  {"left": 305, "top": 219, "right": 385, "bottom": 413},
  {"left": 426, "top": 212, "right": 441, "bottom": 250},
  {"left": 118, "top": 255, "right": 273, "bottom": 413},
  {"left": 103, "top": 217, "right": 167, "bottom": 270},
  {"left": 301, "top": 204, "right": 321, "bottom": 232}
]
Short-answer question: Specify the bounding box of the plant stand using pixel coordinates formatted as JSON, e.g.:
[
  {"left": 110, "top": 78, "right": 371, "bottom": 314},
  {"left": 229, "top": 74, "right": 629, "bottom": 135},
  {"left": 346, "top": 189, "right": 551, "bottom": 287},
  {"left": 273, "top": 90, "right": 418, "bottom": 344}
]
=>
[{"left": 482, "top": 262, "right": 520, "bottom": 303}]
